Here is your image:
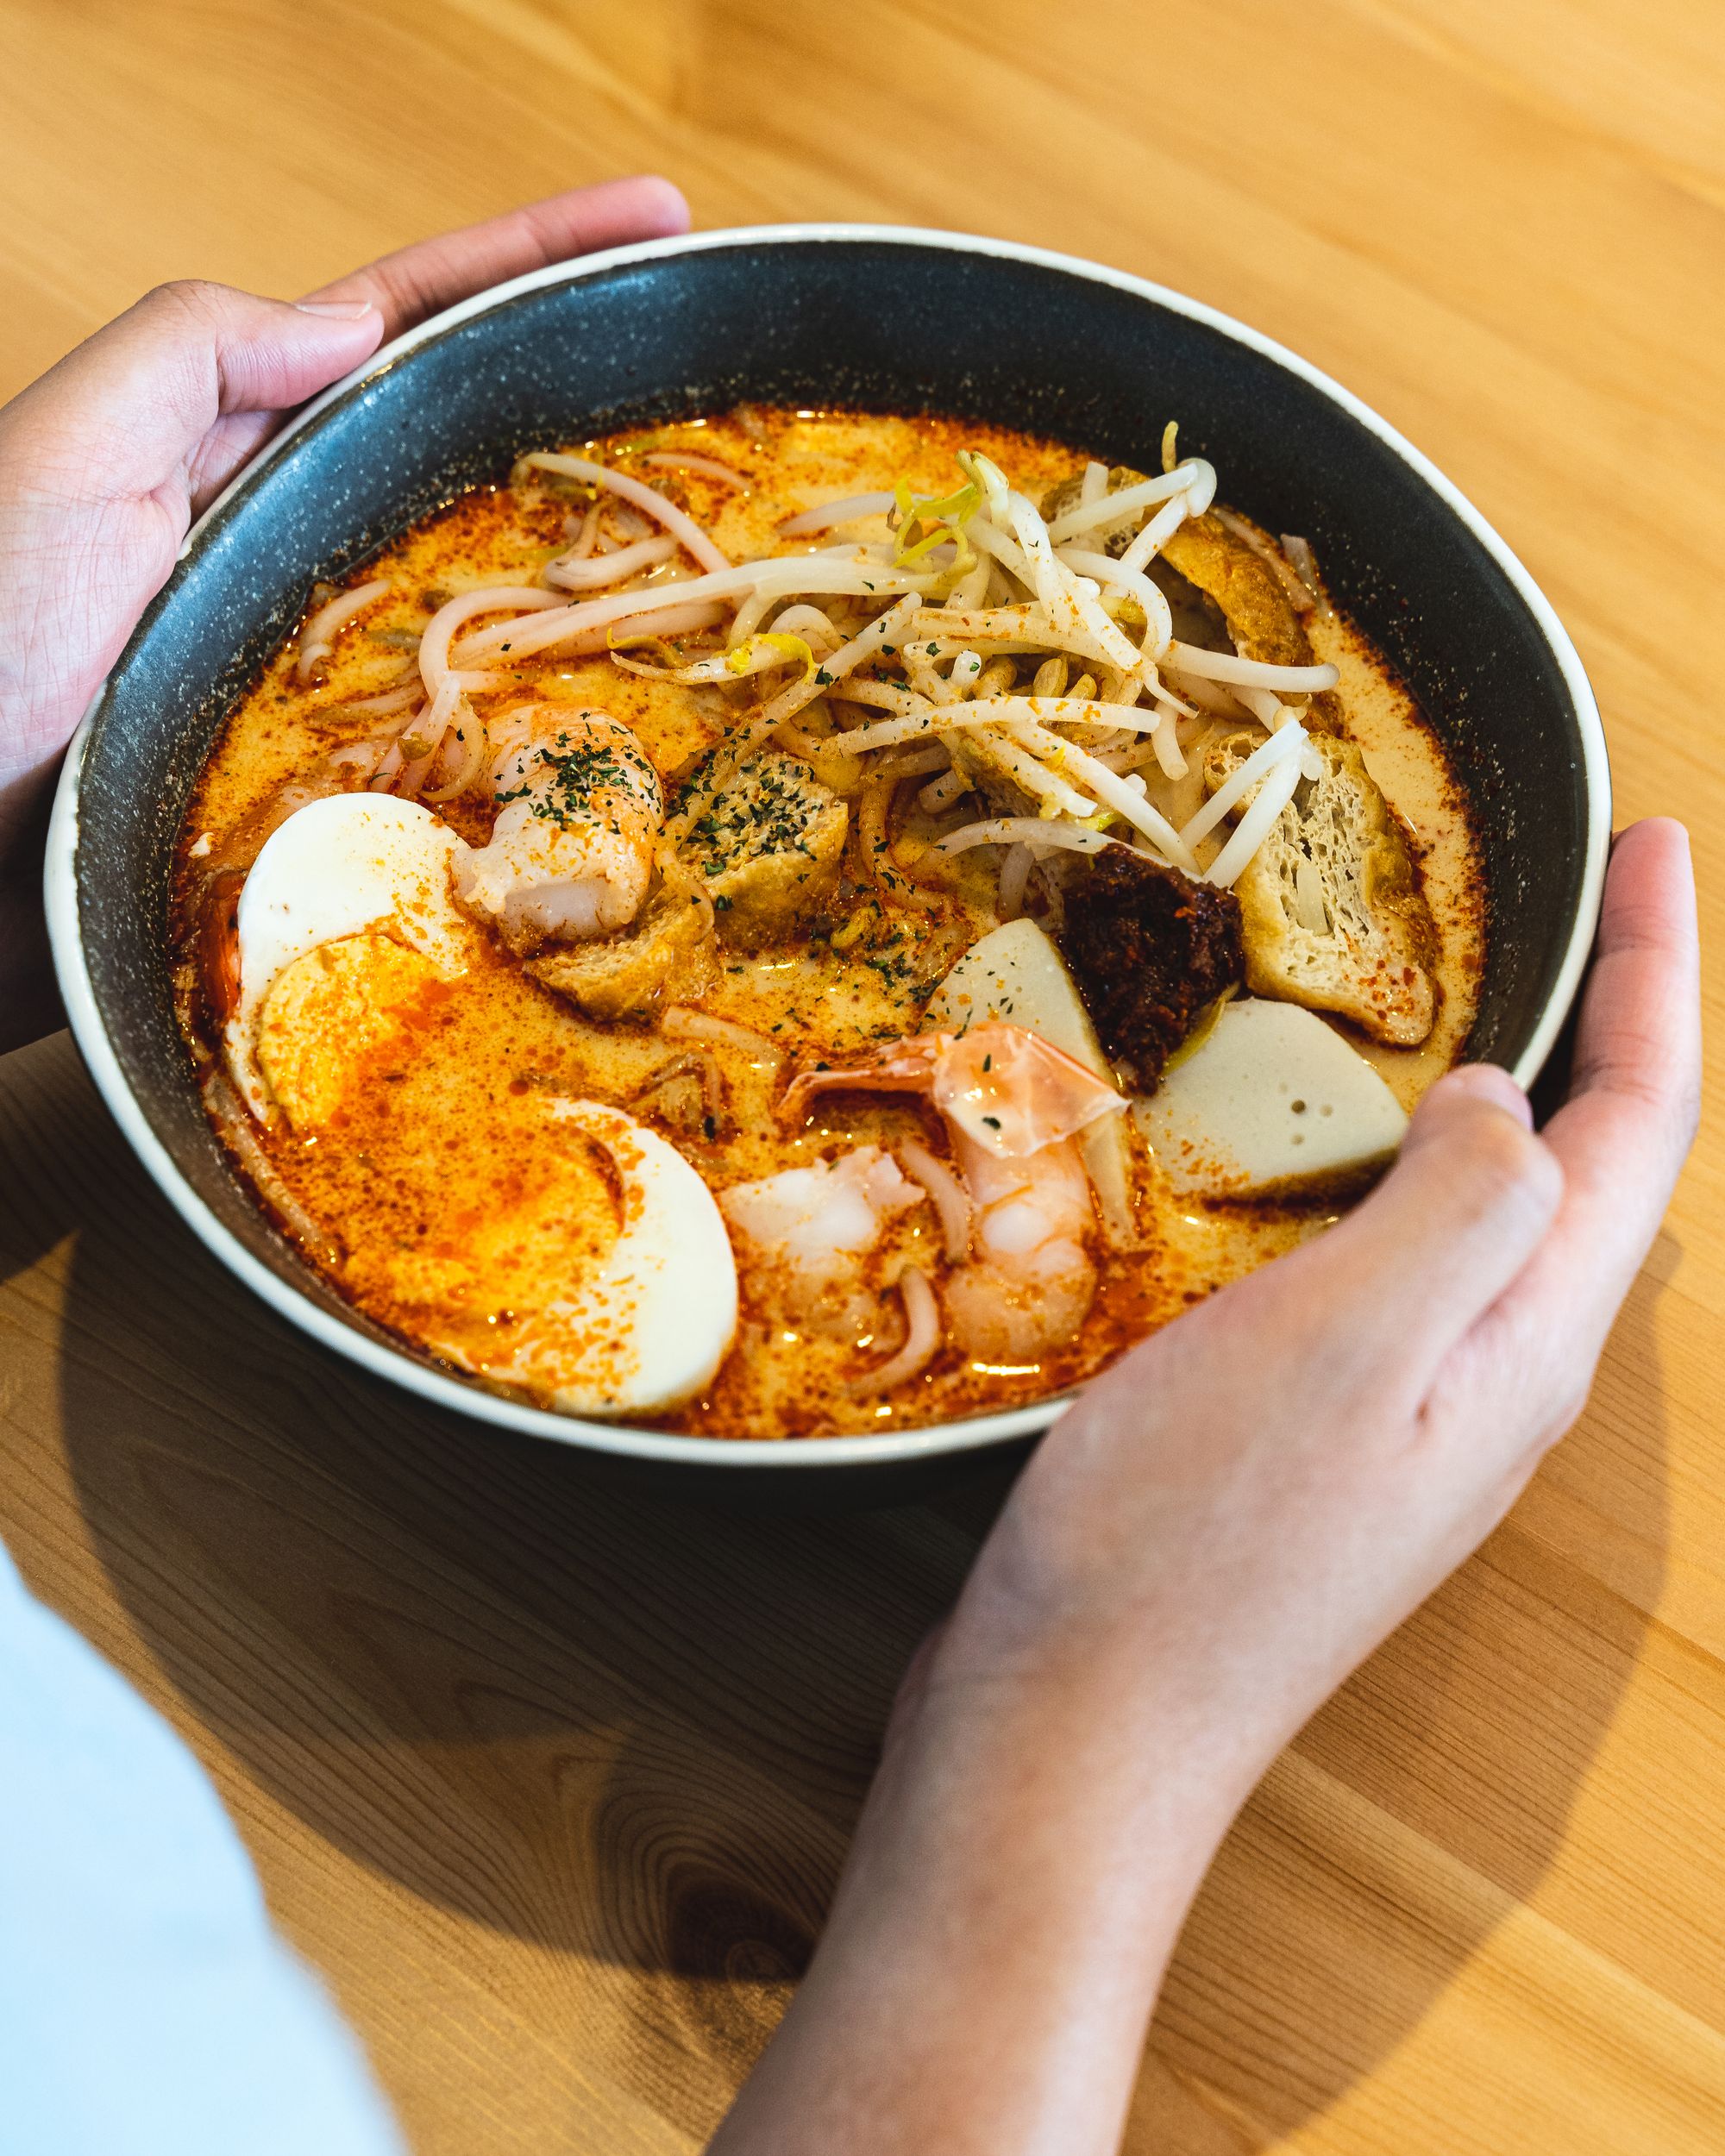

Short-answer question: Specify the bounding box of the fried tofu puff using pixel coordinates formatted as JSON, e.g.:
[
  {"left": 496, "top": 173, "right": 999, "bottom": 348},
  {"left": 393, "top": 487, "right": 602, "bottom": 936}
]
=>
[
  {"left": 681, "top": 752, "right": 848, "bottom": 948},
  {"left": 527, "top": 872, "right": 718, "bottom": 1020},
  {"left": 1202, "top": 730, "right": 1437, "bottom": 1045}
]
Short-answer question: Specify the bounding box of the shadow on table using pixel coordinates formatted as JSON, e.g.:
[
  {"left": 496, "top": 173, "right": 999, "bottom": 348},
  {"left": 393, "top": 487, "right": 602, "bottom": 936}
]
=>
[{"left": 33, "top": 1033, "right": 1672, "bottom": 2149}]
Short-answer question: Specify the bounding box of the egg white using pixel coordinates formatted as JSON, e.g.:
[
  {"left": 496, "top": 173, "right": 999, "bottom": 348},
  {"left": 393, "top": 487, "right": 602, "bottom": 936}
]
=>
[{"left": 226, "top": 793, "right": 475, "bottom": 1115}]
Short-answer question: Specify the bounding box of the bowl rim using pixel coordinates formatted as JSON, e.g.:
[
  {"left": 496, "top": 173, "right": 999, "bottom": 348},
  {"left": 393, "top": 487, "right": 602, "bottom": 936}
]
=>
[{"left": 44, "top": 218, "right": 1612, "bottom": 1472}]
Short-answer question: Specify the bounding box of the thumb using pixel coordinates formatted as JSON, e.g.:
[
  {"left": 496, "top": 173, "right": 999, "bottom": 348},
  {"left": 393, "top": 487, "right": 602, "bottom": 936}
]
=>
[{"left": 0, "top": 280, "right": 383, "bottom": 510}]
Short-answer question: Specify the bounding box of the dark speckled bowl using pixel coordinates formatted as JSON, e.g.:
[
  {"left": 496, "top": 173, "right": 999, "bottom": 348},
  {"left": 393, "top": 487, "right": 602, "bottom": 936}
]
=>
[{"left": 45, "top": 224, "right": 1609, "bottom": 1498}]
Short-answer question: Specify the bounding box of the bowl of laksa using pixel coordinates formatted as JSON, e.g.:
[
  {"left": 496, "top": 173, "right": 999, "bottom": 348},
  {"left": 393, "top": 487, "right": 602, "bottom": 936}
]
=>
[{"left": 47, "top": 227, "right": 1609, "bottom": 1491}]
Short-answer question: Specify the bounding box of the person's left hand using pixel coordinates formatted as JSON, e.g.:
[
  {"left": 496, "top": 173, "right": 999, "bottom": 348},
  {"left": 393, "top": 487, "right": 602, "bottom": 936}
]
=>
[{"left": 0, "top": 175, "right": 689, "bottom": 1050}]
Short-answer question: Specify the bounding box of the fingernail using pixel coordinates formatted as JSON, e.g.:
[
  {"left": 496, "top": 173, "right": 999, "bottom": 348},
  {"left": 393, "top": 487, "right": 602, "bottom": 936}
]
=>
[
  {"left": 295, "top": 299, "right": 375, "bottom": 319},
  {"left": 1446, "top": 1062, "right": 1534, "bottom": 1128}
]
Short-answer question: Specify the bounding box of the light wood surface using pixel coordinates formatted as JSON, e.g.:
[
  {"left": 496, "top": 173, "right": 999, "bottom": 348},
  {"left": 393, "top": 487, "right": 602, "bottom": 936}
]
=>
[{"left": 2, "top": 3, "right": 1722, "bottom": 2149}]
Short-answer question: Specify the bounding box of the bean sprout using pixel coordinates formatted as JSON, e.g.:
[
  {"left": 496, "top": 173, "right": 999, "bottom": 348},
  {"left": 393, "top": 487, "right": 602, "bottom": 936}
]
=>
[
  {"left": 778, "top": 491, "right": 896, "bottom": 536},
  {"left": 1164, "top": 641, "right": 1338, "bottom": 693},
  {"left": 1044, "top": 463, "right": 1207, "bottom": 546},
  {"left": 1179, "top": 720, "right": 1308, "bottom": 850},
  {"left": 1205, "top": 744, "right": 1305, "bottom": 888},
  {"left": 932, "top": 817, "right": 1112, "bottom": 858},
  {"left": 996, "top": 841, "right": 1034, "bottom": 919}
]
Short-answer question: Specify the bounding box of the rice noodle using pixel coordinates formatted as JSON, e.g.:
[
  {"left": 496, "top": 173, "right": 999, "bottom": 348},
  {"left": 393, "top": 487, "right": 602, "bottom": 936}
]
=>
[
  {"left": 296, "top": 578, "right": 391, "bottom": 682},
  {"left": 452, "top": 559, "right": 932, "bottom": 670},
  {"left": 519, "top": 452, "right": 731, "bottom": 574},
  {"left": 932, "top": 817, "right": 1111, "bottom": 858},
  {"left": 846, "top": 1267, "right": 940, "bottom": 1395},
  {"left": 1178, "top": 720, "right": 1308, "bottom": 849},
  {"left": 896, "top": 1141, "right": 972, "bottom": 1261},
  {"left": 662, "top": 1006, "right": 783, "bottom": 1063},
  {"left": 419, "top": 585, "right": 561, "bottom": 697},
  {"left": 419, "top": 705, "right": 489, "bottom": 804},
  {"left": 367, "top": 740, "right": 405, "bottom": 792},
  {"left": 543, "top": 534, "right": 676, "bottom": 591},
  {"left": 554, "top": 599, "right": 727, "bottom": 658},
  {"left": 325, "top": 739, "right": 389, "bottom": 780},
  {"left": 336, "top": 681, "right": 421, "bottom": 717},
  {"left": 1080, "top": 460, "right": 1108, "bottom": 506},
  {"left": 1204, "top": 745, "right": 1304, "bottom": 888},
  {"left": 641, "top": 450, "right": 747, "bottom": 488},
  {"left": 777, "top": 491, "right": 895, "bottom": 536}
]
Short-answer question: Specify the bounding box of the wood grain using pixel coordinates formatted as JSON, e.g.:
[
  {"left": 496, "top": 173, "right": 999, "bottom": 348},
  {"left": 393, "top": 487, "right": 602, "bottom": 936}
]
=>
[{"left": 2, "top": 3, "right": 1722, "bottom": 2149}]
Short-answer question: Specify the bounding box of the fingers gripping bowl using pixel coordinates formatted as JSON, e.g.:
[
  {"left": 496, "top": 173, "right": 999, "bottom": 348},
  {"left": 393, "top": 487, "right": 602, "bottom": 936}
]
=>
[{"left": 47, "top": 227, "right": 1609, "bottom": 1489}]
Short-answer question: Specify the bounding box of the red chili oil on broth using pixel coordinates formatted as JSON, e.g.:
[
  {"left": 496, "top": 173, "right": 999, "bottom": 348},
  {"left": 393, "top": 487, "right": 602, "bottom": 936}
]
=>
[{"left": 173, "top": 408, "right": 1484, "bottom": 1438}]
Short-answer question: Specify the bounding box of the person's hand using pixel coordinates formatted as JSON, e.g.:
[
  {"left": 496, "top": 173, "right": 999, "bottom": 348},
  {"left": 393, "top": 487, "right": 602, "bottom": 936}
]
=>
[
  {"left": 716, "top": 818, "right": 1700, "bottom": 2156},
  {"left": 0, "top": 175, "right": 688, "bottom": 1051},
  {"left": 956, "top": 818, "right": 1700, "bottom": 1781}
]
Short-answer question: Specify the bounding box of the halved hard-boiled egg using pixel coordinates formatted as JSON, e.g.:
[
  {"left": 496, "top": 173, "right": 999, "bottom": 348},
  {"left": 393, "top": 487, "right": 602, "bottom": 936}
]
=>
[
  {"left": 466, "top": 1101, "right": 739, "bottom": 1416},
  {"left": 224, "top": 794, "right": 737, "bottom": 1420},
  {"left": 225, "top": 793, "right": 480, "bottom": 1116}
]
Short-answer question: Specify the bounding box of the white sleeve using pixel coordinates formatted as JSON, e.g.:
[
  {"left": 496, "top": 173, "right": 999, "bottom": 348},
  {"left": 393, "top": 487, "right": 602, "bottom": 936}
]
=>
[{"left": 0, "top": 1545, "right": 405, "bottom": 2156}]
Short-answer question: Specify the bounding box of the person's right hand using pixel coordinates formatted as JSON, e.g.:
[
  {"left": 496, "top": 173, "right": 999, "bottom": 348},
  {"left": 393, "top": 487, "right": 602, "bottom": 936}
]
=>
[
  {"left": 714, "top": 818, "right": 1700, "bottom": 2156},
  {"left": 953, "top": 814, "right": 1701, "bottom": 1795}
]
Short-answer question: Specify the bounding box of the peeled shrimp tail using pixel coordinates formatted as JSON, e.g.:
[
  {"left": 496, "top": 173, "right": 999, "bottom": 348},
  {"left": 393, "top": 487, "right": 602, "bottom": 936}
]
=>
[
  {"left": 453, "top": 705, "right": 664, "bottom": 954},
  {"left": 942, "top": 1131, "right": 1098, "bottom": 1363}
]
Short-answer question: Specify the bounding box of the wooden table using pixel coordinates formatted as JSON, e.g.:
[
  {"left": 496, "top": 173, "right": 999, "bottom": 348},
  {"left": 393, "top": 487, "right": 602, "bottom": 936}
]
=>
[{"left": 2, "top": 3, "right": 1721, "bottom": 2148}]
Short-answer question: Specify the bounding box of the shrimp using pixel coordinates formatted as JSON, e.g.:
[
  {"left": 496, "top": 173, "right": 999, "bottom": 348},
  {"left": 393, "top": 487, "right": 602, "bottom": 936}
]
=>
[
  {"left": 782, "top": 1022, "right": 1126, "bottom": 1363},
  {"left": 452, "top": 705, "right": 663, "bottom": 954},
  {"left": 719, "top": 1146, "right": 923, "bottom": 1338}
]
